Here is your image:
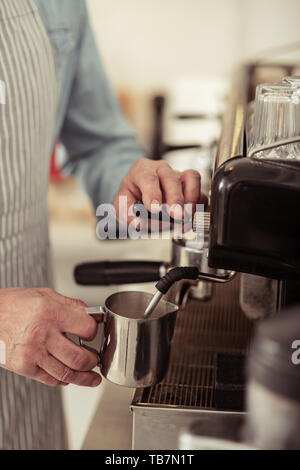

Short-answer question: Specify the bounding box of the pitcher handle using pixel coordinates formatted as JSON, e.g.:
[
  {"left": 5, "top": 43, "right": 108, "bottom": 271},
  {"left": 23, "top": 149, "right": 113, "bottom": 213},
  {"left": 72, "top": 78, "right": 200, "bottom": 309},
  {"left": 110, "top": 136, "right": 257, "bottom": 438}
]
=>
[
  {"left": 77, "top": 306, "right": 106, "bottom": 358},
  {"left": 84, "top": 306, "right": 106, "bottom": 318}
]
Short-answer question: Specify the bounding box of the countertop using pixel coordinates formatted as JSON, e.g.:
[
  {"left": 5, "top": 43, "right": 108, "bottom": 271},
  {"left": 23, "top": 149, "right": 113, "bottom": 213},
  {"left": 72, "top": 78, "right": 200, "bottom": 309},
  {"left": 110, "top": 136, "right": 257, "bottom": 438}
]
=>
[{"left": 82, "top": 381, "right": 135, "bottom": 450}]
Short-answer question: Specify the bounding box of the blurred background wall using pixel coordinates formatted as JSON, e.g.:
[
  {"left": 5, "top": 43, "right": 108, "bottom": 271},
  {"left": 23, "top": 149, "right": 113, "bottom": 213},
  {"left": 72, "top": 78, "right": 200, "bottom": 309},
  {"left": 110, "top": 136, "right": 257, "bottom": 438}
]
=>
[
  {"left": 240, "top": 0, "right": 300, "bottom": 60},
  {"left": 86, "top": 0, "right": 300, "bottom": 151},
  {"left": 56, "top": 0, "right": 300, "bottom": 449}
]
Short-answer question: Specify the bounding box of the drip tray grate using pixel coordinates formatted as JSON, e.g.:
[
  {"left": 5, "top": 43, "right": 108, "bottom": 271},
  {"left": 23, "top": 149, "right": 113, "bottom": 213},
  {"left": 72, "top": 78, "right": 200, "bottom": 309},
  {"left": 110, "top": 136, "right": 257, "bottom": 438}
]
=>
[{"left": 133, "top": 276, "right": 254, "bottom": 410}]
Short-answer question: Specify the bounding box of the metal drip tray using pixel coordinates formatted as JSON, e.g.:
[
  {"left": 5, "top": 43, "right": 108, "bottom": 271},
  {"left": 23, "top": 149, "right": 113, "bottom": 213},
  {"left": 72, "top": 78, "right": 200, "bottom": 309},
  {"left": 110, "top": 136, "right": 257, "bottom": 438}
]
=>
[{"left": 131, "top": 277, "right": 254, "bottom": 449}]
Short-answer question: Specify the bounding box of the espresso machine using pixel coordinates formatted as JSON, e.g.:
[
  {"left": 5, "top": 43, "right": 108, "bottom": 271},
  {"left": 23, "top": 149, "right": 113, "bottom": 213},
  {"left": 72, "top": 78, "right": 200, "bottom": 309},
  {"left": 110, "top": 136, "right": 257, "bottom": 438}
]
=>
[{"left": 75, "top": 63, "right": 300, "bottom": 450}]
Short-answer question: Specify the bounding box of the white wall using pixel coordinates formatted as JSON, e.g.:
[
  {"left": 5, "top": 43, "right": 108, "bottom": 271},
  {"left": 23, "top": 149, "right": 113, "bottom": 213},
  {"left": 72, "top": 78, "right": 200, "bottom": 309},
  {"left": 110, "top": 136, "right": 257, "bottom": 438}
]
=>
[
  {"left": 86, "top": 0, "right": 300, "bottom": 149},
  {"left": 240, "top": 0, "right": 300, "bottom": 62},
  {"left": 87, "top": 0, "right": 240, "bottom": 88},
  {"left": 86, "top": 0, "right": 241, "bottom": 148}
]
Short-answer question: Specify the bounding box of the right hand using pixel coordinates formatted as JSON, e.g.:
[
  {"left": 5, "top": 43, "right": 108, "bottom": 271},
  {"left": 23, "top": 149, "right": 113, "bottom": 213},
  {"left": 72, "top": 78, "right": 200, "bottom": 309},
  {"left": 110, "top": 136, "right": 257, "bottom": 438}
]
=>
[
  {"left": 0, "top": 287, "right": 101, "bottom": 387},
  {"left": 114, "top": 159, "right": 207, "bottom": 226}
]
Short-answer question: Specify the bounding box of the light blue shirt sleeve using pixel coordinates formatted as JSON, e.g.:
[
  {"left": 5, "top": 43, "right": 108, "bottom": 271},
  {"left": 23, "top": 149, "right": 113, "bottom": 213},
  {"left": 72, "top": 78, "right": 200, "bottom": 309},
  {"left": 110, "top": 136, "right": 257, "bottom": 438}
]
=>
[{"left": 46, "top": 1, "right": 146, "bottom": 209}]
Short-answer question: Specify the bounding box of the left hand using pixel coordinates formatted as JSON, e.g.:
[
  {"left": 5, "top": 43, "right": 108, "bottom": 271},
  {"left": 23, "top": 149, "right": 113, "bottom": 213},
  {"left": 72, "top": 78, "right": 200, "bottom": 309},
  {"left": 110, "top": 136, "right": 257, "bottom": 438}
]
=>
[{"left": 114, "top": 159, "right": 207, "bottom": 225}]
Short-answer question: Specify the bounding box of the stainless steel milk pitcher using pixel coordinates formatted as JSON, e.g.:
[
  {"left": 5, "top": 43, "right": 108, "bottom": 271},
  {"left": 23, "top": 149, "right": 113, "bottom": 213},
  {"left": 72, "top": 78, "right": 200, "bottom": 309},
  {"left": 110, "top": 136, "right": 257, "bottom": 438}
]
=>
[{"left": 79, "top": 291, "right": 179, "bottom": 388}]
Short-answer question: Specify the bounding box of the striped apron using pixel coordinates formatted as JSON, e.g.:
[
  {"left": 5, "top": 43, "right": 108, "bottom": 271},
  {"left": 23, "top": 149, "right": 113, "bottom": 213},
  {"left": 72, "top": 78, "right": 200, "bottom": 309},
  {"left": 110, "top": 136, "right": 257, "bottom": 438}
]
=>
[{"left": 0, "top": 0, "right": 65, "bottom": 449}]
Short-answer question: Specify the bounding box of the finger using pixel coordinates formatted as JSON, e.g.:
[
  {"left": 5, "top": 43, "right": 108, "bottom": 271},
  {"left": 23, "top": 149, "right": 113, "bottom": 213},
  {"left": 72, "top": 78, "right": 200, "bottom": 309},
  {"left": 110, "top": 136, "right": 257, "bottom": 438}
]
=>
[
  {"left": 130, "top": 163, "right": 163, "bottom": 211},
  {"left": 37, "top": 288, "right": 87, "bottom": 308},
  {"left": 157, "top": 164, "right": 185, "bottom": 215},
  {"left": 180, "top": 170, "right": 201, "bottom": 212},
  {"left": 38, "top": 354, "right": 102, "bottom": 387},
  {"left": 47, "top": 333, "right": 99, "bottom": 371},
  {"left": 34, "top": 367, "right": 69, "bottom": 387},
  {"left": 54, "top": 305, "right": 98, "bottom": 341},
  {"left": 114, "top": 187, "right": 158, "bottom": 230},
  {"left": 114, "top": 187, "right": 139, "bottom": 225}
]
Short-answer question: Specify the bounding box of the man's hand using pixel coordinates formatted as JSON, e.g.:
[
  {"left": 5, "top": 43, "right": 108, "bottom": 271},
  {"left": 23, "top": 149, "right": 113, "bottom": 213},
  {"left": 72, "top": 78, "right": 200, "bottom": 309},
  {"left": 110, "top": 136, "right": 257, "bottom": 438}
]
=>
[
  {"left": 0, "top": 288, "right": 101, "bottom": 387},
  {"left": 114, "top": 159, "right": 206, "bottom": 225}
]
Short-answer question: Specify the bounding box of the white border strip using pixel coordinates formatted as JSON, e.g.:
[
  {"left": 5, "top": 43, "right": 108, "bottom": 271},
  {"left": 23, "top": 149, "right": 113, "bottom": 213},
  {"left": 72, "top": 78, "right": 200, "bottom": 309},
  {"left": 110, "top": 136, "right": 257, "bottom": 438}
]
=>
[{"left": 0, "top": 80, "right": 6, "bottom": 104}]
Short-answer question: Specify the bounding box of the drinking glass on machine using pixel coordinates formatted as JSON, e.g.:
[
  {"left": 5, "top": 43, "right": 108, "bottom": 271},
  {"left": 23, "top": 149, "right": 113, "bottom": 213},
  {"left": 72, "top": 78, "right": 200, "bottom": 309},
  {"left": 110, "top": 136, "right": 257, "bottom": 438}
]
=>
[
  {"left": 283, "top": 76, "right": 300, "bottom": 89},
  {"left": 249, "top": 82, "right": 300, "bottom": 161},
  {"left": 248, "top": 83, "right": 289, "bottom": 156},
  {"left": 282, "top": 75, "right": 300, "bottom": 107}
]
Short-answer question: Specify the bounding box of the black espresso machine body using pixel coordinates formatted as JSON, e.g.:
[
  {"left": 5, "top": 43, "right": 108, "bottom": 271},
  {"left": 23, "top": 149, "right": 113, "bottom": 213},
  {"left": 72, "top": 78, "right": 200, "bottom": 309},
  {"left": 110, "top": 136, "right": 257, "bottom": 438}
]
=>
[
  {"left": 209, "top": 156, "right": 300, "bottom": 281},
  {"left": 207, "top": 63, "right": 300, "bottom": 321}
]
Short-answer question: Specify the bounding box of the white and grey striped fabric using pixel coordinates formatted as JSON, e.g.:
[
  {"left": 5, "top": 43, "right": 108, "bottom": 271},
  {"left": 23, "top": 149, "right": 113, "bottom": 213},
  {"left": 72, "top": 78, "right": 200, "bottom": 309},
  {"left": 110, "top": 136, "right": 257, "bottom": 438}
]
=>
[{"left": 0, "top": 0, "right": 65, "bottom": 449}]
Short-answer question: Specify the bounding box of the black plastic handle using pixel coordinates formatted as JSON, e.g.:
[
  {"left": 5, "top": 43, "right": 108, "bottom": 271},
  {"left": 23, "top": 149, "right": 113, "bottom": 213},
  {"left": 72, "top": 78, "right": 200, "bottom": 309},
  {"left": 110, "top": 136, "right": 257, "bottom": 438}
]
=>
[
  {"left": 156, "top": 267, "right": 199, "bottom": 294},
  {"left": 133, "top": 201, "right": 191, "bottom": 225},
  {"left": 74, "top": 261, "right": 165, "bottom": 286}
]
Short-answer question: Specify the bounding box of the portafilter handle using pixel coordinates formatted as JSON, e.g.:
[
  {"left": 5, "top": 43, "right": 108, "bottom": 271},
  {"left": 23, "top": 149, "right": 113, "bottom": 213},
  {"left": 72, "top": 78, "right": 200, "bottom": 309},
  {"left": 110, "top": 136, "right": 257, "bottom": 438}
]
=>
[{"left": 74, "top": 261, "right": 169, "bottom": 286}]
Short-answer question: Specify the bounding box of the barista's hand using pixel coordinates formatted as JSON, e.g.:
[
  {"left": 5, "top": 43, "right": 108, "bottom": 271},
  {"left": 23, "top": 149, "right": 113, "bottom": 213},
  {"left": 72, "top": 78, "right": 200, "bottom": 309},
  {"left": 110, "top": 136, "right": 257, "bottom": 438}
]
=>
[
  {"left": 114, "top": 159, "right": 207, "bottom": 225},
  {"left": 0, "top": 287, "right": 101, "bottom": 388}
]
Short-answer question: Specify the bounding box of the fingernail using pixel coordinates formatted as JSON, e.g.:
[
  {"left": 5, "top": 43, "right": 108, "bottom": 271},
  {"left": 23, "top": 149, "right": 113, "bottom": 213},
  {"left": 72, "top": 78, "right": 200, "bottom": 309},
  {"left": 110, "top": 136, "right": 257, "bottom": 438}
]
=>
[
  {"left": 173, "top": 204, "right": 184, "bottom": 219},
  {"left": 151, "top": 200, "right": 161, "bottom": 214}
]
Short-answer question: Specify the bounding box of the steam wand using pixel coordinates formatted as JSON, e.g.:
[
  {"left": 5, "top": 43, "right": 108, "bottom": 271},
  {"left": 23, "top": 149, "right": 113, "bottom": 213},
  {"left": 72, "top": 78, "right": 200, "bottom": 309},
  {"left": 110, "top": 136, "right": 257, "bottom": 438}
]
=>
[
  {"left": 144, "top": 267, "right": 199, "bottom": 318},
  {"left": 143, "top": 267, "right": 236, "bottom": 318}
]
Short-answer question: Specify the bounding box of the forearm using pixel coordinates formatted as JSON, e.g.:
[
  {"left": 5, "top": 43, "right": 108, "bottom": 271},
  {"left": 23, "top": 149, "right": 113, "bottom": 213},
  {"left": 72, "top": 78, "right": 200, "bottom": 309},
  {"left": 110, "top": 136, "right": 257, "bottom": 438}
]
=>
[{"left": 61, "top": 135, "right": 144, "bottom": 209}]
